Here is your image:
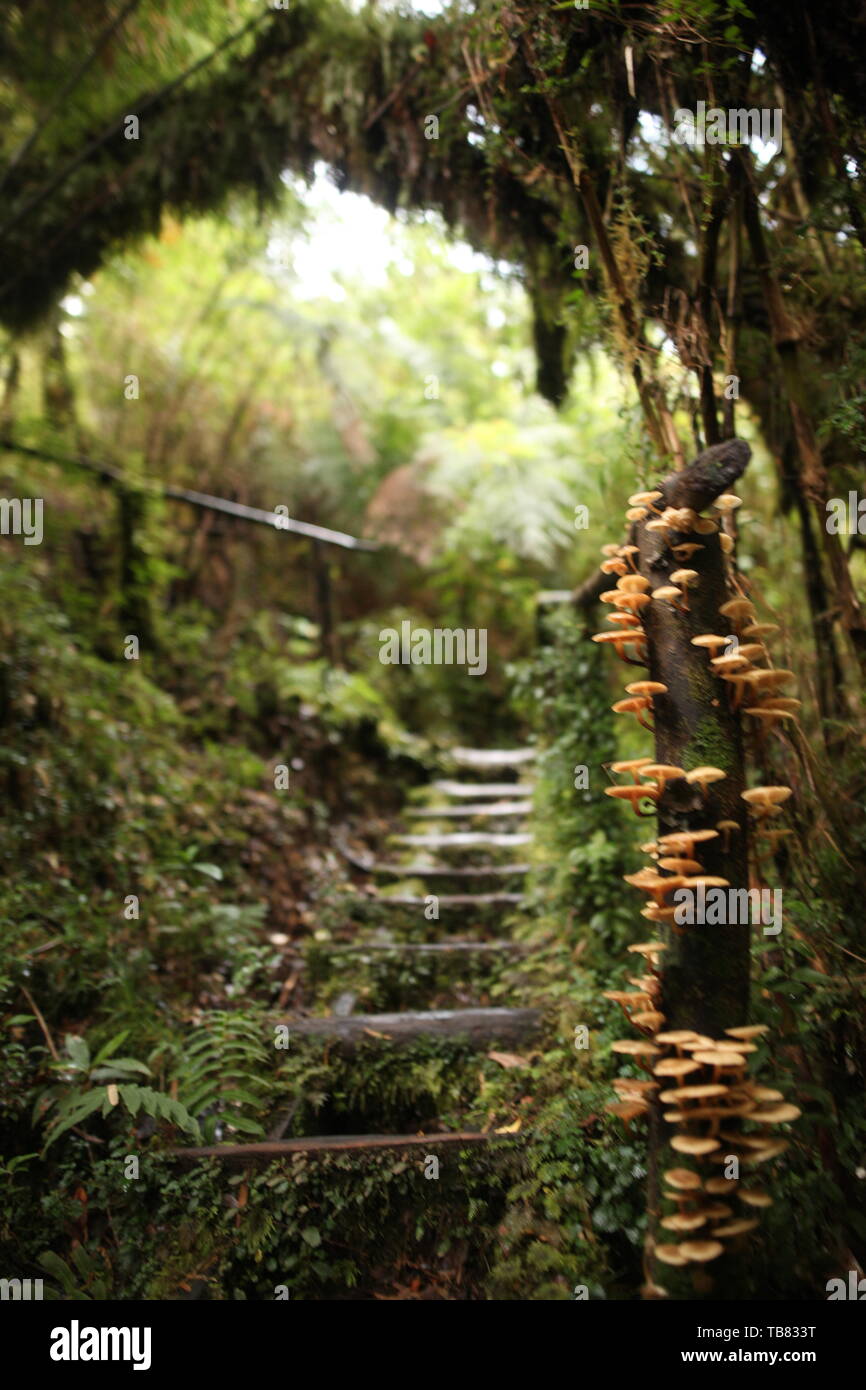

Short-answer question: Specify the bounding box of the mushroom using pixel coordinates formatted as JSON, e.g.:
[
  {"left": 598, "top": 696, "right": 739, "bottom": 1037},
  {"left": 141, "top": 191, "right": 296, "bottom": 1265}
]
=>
[
  {"left": 653, "top": 584, "right": 684, "bottom": 610},
  {"left": 664, "top": 1168, "right": 703, "bottom": 1192},
  {"left": 715, "top": 819, "right": 739, "bottom": 852},
  {"left": 619, "top": 544, "right": 640, "bottom": 572},
  {"left": 677, "top": 1239, "right": 724, "bottom": 1263},
  {"left": 654, "top": 1057, "right": 702, "bottom": 1083},
  {"left": 691, "top": 633, "right": 730, "bottom": 658},
  {"left": 626, "top": 506, "right": 648, "bottom": 522},
  {"left": 670, "top": 569, "right": 699, "bottom": 609},
  {"left": 719, "top": 597, "right": 757, "bottom": 628},
  {"left": 601, "top": 556, "right": 628, "bottom": 576},
  {"left": 685, "top": 766, "right": 727, "bottom": 797},
  {"left": 655, "top": 1244, "right": 689, "bottom": 1267},
  {"left": 712, "top": 1218, "right": 759, "bottom": 1238},
  {"left": 741, "top": 786, "right": 793, "bottom": 818},
  {"left": 628, "top": 489, "right": 664, "bottom": 509},
  {"left": 605, "top": 783, "right": 658, "bottom": 816},
  {"left": 639, "top": 763, "right": 686, "bottom": 792},
  {"left": 610, "top": 756, "right": 655, "bottom": 782},
  {"left": 671, "top": 1135, "right": 720, "bottom": 1155},
  {"left": 724, "top": 1025, "right": 770, "bottom": 1041},
  {"left": 741, "top": 622, "right": 779, "bottom": 639},
  {"left": 658, "top": 856, "right": 704, "bottom": 874},
  {"left": 611, "top": 695, "right": 654, "bottom": 730},
  {"left": 618, "top": 573, "right": 652, "bottom": 594},
  {"left": 719, "top": 533, "right": 735, "bottom": 555},
  {"left": 737, "top": 1188, "right": 773, "bottom": 1208},
  {"left": 714, "top": 494, "right": 743, "bottom": 513}
]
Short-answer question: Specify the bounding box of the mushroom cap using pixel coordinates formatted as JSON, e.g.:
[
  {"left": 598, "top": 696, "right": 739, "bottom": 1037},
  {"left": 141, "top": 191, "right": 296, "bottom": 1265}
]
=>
[
  {"left": 672, "top": 542, "right": 705, "bottom": 560},
  {"left": 693, "top": 517, "right": 719, "bottom": 534},
  {"left": 655, "top": 1030, "right": 700, "bottom": 1046},
  {"left": 601, "top": 543, "right": 621, "bottom": 557},
  {"left": 611, "top": 697, "right": 652, "bottom": 715},
  {"left": 742, "top": 1139, "right": 789, "bottom": 1163},
  {"left": 653, "top": 585, "right": 683, "bottom": 601},
  {"left": 710, "top": 653, "right": 750, "bottom": 673},
  {"left": 610, "top": 1038, "right": 661, "bottom": 1056},
  {"left": 670, "top": 1084, "right": 730, "bottom": 1101},
  {"left": 737, "top": 1188, "right": 772, "bottom": 1208},
  {"left": 691, "top": 634, "right": 728, "bottom": 650},
  {"left": 678, "top": 1239, "right": 724, "bottom": 1262},
  {"left": 629, "top": 490, "right": 663, "bottom": 506},
  {"left": 741, "top": 622, "right": 779, "bottom": 638},
  {"left": 611, "top": 757, "right": 654, "bottom": 774},
  {"left": 605, "top": 1099, "right": 649, "bottom": 1121},
  {"left": 601, "top": 557, "right": 628, "bottom": 575},
  {"left": 705, "top": 1176, "right": 738, "bottom": 1195},
  {"left": 715, "top": 493, "right": 743, "bottom": 511},
  {"left": 640, "top": 763, "right": 686, "bottom": 781},
  {"left": 658, "top": 828, "right": 719, "bottom": 848},
  {"left": 657, "top": 856, "right": 704, "bottom": 874},
  {"left": 670, "top": 568, "right": 699, "bottom": 586},
  {"left": 612, "top": 1077, "right": 659, "bottom": 1096},
  {"left": 664, "top": 1168, "right": 703, "bottom": 1191},
  {"left": 713, "top": 1218, "right": 759, "bottom": 1237},
  {"left": 716, "top": 819, "right": 739, "bottom": 833},
  {"left": 692, "top": 1049, "right": 746, "bottom": 1068},
  {"left": 655, "top": 1244, "right": 689, "bottom": 1267},
  {"left": 748, "top": 668, "right": 795, "bottom": 688},
  {"left": 646, "top": 517, "right": 671, "bottom": 534},
  {"left": 654, "top": 1057, "right": 701, "bottom": 1078},
  {"left": 724, "top": 1025, "right": 770, "bottom": 1040},
  {"left": 671, "top": 1135, "right": 720, "bottom": 1155},
  {"left": 632, "top": 1010, "right": 666, "bottom": 1030},
  {"left": 626, "top": 506, "right": 648, "bottom": 521},
  {"left": 617, "top": 573, "right": 652, "bottom": 593},
  {"left": 749, "top": 1103, "right": 801, "bottom": 1124},
  {"left": 744, "top": 707, "right": 794, "bottom": 723},
  {"left": 605, "top": 784, "right": 657, "bottom": 802},
  {"left": 719, "top": 597, "right": 757, "bottom": 621},
  {"left": 592, "top": 630, "right": 638, "bottom": 645},
  {"left": 625, "top": 680, "right": 667, "bottom": 696},
  {"left": 627, "top": 940, "right": 668, "bottom": 958},
  {"left": 685, "top": 766, "right": 727, "bottom": 786},
  {"left": 606, "top": 613, "right": 642, "bottom": 627},
  {"left": 613, "top": 592, "right": 652, "bottom": 612},
  {"left": 661, "top": 1212, "right": 707, "bottom": 1232},
  {"left": 679, "top": 875, "right": 730, "bottom": 890},
  {"left": 719, "top": 533, "right": 735, "bottom": 554},
  {"left": 742, "top": 786, "right": 793, "bottom": 807}
]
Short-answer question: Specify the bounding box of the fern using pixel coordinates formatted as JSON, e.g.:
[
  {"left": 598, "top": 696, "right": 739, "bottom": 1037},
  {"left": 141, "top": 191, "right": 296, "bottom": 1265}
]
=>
[{"left": 174, "top": 1009, "right": 271, "bottom": 1142}]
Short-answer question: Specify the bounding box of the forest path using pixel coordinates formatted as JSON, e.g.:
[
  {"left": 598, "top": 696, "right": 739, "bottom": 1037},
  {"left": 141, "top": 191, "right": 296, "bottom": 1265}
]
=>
[{"left": 174, "top": 743, "right": 541, "bottom": 1167}]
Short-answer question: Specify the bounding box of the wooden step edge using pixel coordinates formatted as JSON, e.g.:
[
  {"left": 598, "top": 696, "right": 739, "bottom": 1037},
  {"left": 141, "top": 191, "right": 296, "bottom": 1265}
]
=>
[
  {"left": 405, "top": 802, "right": 532, "bottom": 819},
  {"left": 308, "top": 939, "right": 529, "bottom": 954},
  {"left": 280, "top": 1006, "right": 542, "bottom": 1049},
  {"left": 391, "top": 833, "right": 532, "bottom": 848},
  {"left": 450, "top": 747, "right": 536, "bottom": 768},
  {"left": 368, "top": 892, "right": 526, "bottom": 906},
  {"left": 168, "top": 1130, "right": 515, "bottom": 1162},
  {"left": 431, "top": 780, "right": 535, "bottom": 798}
]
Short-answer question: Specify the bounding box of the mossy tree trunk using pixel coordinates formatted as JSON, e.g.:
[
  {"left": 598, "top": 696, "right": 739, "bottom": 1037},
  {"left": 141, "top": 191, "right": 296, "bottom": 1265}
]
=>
[{"left": 636, "top": 439, "right": 753, "bottom": 1037}]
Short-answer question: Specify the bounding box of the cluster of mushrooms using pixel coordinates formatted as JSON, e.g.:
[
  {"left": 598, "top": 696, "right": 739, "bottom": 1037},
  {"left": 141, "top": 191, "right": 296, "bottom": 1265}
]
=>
[{"left": 592, "top": 485, "right": 800, "bottom": 1285}]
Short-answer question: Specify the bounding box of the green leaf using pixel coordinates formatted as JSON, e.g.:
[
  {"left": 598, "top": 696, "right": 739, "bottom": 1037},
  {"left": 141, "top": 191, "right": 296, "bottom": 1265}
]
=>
[
  {"left": 193, "top": 862, "right": 223, "bottom": 881},
  {"left": 301, "top": 1227, "right": 321, "bottom": 1248}
]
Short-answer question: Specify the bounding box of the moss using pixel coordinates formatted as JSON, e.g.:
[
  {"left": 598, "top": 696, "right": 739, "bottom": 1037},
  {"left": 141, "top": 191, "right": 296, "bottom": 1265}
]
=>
[{"left": 682, "top": 712, "right": 736, "bottom": 773}]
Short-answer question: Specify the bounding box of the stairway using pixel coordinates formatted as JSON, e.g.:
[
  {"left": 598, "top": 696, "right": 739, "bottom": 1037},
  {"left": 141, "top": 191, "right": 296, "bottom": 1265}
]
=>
[{"left": 173, "top": 745, "right": 540, "bottom": 1166}]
